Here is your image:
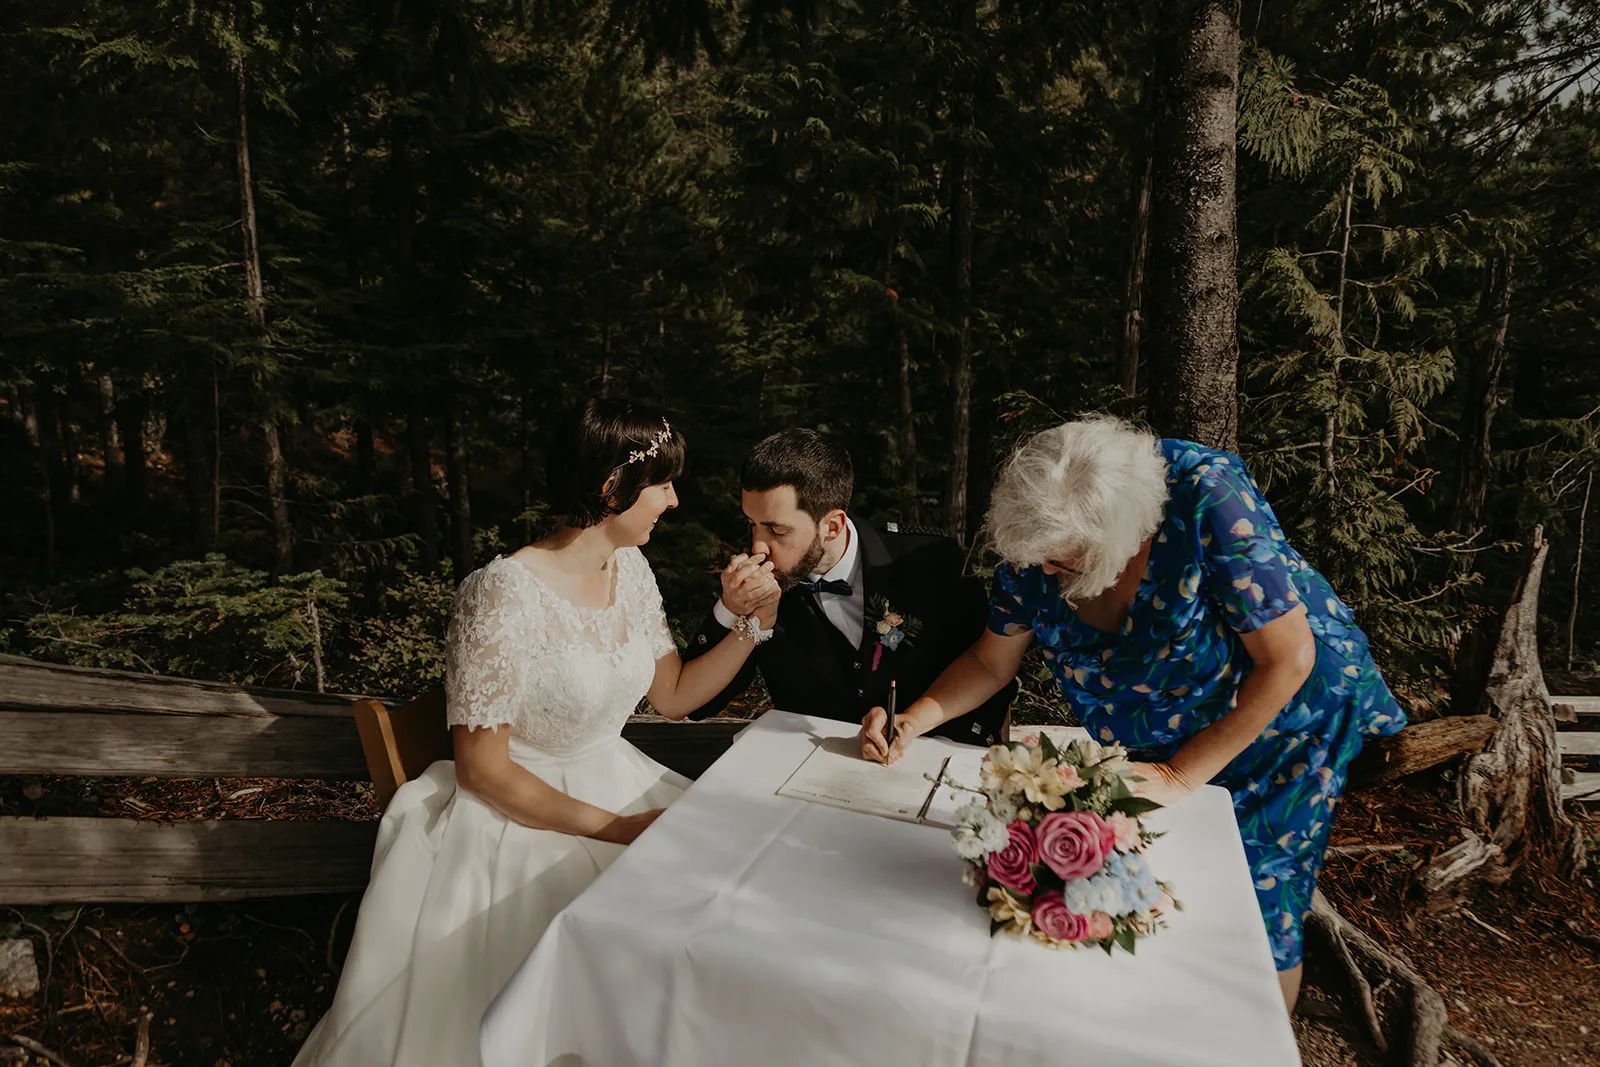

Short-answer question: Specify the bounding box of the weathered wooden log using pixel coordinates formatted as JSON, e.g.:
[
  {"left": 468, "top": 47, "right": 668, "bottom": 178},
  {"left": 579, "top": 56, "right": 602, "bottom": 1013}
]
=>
[
  {"left": 1348, "top": 715, "right": 1497, "bottom": 787},
  {"left": 0, "top": 817, "right": 378, "bottom": 903},
  {"left": 0, "top": 655, "right": 749, "bottom": 783},
  {"left": 1425, "top": 527, "right": 1587, "bottom": 900}
]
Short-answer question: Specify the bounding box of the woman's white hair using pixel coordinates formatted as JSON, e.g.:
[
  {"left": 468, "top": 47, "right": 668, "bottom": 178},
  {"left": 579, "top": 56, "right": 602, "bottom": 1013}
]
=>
[{"left": 984, "top": 414, "right": 1170, "bottom": 600}]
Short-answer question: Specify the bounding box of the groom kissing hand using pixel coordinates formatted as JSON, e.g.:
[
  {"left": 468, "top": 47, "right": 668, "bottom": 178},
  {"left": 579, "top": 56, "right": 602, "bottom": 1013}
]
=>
[{"left": 683, "top": 428, "right": 1014, "bottom": 748}]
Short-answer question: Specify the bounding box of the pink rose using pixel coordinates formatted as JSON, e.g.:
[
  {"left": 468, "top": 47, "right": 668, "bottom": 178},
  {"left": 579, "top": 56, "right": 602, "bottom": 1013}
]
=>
[
  {"left": 1031, "top": 892, "right": 1089, "bottom": 942},
  {"left": 1087, "top": 911, "right": 1114, "bottom": 940},
  {"left": 1105, "top": 811, "right": 1142, "bottom": 852},
  {"left": 1020, "top": 732, "right": 1040, "bottom": 747},
  {"left": 986, "top": 821, "right": 1039, "bottom": 895},
  {"left": 1036, "top": 810, "right": 1110, "bottom": 881}
]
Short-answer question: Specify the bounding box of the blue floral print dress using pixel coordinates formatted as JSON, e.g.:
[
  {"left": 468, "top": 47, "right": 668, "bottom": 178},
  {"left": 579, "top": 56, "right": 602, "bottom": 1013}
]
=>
[{"left": 987, "top": 439, "right": 1406, "bottom": 970}]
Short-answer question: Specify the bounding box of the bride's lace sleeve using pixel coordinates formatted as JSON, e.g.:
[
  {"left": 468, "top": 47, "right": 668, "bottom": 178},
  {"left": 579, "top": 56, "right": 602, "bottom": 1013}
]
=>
[
  {"left": 445, "top": 562, "right": 534, "bottom": 731},
  {"left": 623, "top": 548, "right": 678, "bottom": 661}
]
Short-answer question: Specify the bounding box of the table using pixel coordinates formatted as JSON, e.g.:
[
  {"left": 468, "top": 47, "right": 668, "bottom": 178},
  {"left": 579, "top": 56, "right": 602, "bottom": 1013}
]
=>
[{"left": 481, "top": 711, "right": 1301, "bottom": 1067}]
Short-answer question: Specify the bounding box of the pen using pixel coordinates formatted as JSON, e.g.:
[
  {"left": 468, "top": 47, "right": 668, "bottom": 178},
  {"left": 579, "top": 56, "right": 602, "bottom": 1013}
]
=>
[{"left": 885, "top": 680, "right": 897, "bottom": 752}]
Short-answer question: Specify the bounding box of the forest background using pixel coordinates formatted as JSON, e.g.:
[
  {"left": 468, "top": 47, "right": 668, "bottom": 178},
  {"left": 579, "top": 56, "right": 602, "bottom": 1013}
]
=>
[{"left": 2, "top": 0, "right": 1599, "bottom": 724}]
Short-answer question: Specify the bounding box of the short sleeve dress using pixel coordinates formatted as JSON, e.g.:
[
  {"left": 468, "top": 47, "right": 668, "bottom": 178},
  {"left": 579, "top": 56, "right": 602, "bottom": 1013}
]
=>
[{"left": 988, "top": 439, "right": 1405, "bottom": 970}]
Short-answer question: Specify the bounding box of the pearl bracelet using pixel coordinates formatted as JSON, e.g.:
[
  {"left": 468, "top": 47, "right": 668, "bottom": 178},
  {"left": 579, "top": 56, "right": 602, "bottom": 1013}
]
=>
[{"left": 732, "top": 613, "right": 774, "bottom": 645}]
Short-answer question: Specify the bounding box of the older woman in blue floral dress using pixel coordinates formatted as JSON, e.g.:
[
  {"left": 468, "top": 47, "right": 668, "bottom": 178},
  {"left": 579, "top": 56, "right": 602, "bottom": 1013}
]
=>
[{"left": 860, "top": 415, "right": 1405, "bottom": 1011}]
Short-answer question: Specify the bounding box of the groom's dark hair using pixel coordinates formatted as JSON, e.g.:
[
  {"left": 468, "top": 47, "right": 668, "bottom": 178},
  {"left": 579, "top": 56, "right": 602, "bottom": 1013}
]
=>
[{"left": 742, "top": 429, "right": 853, "bottom": 521}]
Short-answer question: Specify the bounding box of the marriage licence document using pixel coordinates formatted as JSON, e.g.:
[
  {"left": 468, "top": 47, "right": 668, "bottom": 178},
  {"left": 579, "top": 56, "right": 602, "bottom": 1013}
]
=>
[{"left": 776, "top": 737, "right": 986, "bottom": 828}]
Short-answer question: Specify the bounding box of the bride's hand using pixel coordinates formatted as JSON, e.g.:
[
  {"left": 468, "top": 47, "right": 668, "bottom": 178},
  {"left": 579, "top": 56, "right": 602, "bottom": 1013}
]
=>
[{"left": 596, "top": 808, "right": 665, "bottom": 845}]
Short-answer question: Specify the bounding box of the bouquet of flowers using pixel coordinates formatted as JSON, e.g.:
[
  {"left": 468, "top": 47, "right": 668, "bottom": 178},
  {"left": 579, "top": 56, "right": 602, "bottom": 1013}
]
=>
[{"left": 949, "top": 732, "right": 1180, "bottom": 954}]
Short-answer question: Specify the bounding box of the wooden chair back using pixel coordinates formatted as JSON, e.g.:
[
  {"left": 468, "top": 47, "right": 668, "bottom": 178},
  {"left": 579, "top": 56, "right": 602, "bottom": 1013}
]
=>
[{"left": 353, "top": 688, "right": 453, "bottom": 810}]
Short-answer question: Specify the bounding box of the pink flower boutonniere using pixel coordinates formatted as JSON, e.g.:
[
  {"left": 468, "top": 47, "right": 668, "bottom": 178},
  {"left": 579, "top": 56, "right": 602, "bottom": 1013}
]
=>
[{"left": 867, "top": 595, "right": 923, "bottom": 671}]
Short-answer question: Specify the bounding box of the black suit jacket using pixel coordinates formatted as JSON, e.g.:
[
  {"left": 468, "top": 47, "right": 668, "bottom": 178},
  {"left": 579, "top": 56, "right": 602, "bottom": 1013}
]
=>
[{"left": 684, "top": 517, "right": 1014, "bottom": 746}]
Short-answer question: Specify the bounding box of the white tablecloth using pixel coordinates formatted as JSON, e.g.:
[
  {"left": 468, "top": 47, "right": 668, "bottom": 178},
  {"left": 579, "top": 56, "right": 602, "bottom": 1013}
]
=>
[{"left": 481, "top": 711, "right": 1301, "bottom": 1067}]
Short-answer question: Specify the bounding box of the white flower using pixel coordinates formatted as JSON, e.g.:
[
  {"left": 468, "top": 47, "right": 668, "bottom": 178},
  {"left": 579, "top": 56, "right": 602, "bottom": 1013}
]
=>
[
  {"left": 952, "top": 825, "right": 990, "bottom": 861},
  {"left": 951, "top": 804, "right": 1009, "bottom": 859},
  {"left": 975, "top": 811, "right": 1011, "bottom": 852},
  {"left": 989, "top": 793, "right": 1020, "bottom": 822}
]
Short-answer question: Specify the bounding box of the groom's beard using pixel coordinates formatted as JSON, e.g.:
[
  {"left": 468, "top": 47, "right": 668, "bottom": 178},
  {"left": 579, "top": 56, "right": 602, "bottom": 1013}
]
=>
[{"left": 773, "top": 533, "right": 827, "bottom": 592}]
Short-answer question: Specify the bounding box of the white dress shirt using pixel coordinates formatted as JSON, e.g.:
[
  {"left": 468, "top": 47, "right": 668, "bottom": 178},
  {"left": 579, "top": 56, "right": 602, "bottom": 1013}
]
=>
[{"left": 715, "top": 518, "right": 865, "bottom": 648}]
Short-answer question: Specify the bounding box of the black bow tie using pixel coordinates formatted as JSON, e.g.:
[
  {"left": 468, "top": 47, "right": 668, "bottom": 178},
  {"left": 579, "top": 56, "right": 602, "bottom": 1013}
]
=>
[{"left": 803, "top": 578, "right": 854, "bottom": 597}]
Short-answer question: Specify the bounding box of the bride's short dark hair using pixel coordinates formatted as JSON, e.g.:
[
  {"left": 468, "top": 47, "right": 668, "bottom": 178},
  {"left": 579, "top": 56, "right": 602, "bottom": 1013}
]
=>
[{"left": 547, "top": 398, "right": 685, "bottom": 528}]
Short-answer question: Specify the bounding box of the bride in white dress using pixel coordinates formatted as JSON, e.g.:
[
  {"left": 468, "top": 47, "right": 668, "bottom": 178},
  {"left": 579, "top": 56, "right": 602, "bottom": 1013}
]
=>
[{"left": 294, "top": 400, "right": 781, "bottom": 1067}]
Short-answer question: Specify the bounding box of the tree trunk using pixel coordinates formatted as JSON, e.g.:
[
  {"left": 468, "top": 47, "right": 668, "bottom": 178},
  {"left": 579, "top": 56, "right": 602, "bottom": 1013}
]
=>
[
  {"left": 57, "top": 393, "right": 82, "bottom": 504},
  {"left": 1118, "top": 152, "right": 1154, "bottom": 397},
  {"left": 445, "top": 404, "right": 474, "bottom": 580},
  {"left": 264, "top": 420, "right": 293, "bottom": 572},
  {"left": 407, "top": 398, "right": 440, "bottom": 573},
  {"left": 885, "top": 231, "right": 919, "bottom": 520},
  {"left": 36, "top": 389, "right": 68, "bottom": 522},
  {"left": 98, "top": 372, "right": 123, "bottom": 496},
  {"left": 520, "top": 381, "right": 537, "bottom": 545},
  {"left": 1422, "top": 526, "right": 1587, "bottom": 908},
  {"left": 1452, "top": 257, "right": 1514, "bottom": 537},
  {"left": 356, "top": 416, "right": 379, "bottom": 531},
  {"left": 1569, "top": 469, "right": 1592, "bottom": 671},
  {"left": 117, "top": 384, "right": 149, "bottom": 523},
  {"left": 898, "top": 325, "right": 920, "bottom": 521},
  {"left": 1322, "top": 169, "right": 1356, "bottom": 488},
  {"left": 235, "top": 56, "right": 267, "bottom": 335},
  {"left": 237, "top": 54, "right": 289, "bottom": 571},
  {"left": 185, "top": 366, "right": 218, "bottom": 555},
  {"left": 20, "top": 385, "right": 57, "bottom": 571},
  {"left": 355, "top": 415, "right": 386, "bottom": 608},
  {"left": 1144, "top": 0, "right": 1240, "bottom": 452},
  {"left": 946, "top": 0, "right": 978, "bottom": 545}
]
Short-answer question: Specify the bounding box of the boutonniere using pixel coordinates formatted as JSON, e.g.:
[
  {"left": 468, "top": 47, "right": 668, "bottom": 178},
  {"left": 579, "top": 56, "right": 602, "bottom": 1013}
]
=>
[{"left": 867, "top": 594, "right": 923, "bottom": 671}]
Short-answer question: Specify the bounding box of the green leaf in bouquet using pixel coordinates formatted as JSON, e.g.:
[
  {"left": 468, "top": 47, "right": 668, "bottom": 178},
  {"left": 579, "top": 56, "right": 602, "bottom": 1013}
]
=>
[
  {"left": 1037, "top": 731, "right": 1061, "bottom": 764},
  {"left": 1109, "top": 796, "right": 1164, "bottom": 818},
  {"left": 1029, "top": 863, "right": 1062, "bottom": 893},
  {"left": 991, "top": 918, "right": 1008, "bottom": 938},
  {"left": 1106, "top": 774, "right": 1136, "bottom": 802},
  {"left": 1114, "top": 925, "right": 1138, "bottom": 955},
  {"left": 1099, "top": 938, "right": 1115, "bottom": 956}
]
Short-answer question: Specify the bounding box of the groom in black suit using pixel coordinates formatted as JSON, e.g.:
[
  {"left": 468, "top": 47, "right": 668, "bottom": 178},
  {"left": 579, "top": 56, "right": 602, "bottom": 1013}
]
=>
[{"left": 684, "top": 429, "right": 1013, "bottom": 746}]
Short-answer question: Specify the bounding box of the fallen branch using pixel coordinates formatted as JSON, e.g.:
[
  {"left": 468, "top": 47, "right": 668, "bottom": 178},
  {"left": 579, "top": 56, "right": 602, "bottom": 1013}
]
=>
[
  {"left": 1326, "top": 843, "right": 1420, "bottom": 856},
  {"left": 1457, "top": 908, "right": 1513, "bottom": 944},
  {"left": 131, "top": 1012, "right": 151, "bottom": 1067},
  {"left": 1348, "top": 715, "right": 1496, "bottom": 788},
  {"left": 6, "top": 1035, "right": 75, "bottom": 1067},
  {"left": 1415, "top": 831, "right": 1504, "bottom": 912}
]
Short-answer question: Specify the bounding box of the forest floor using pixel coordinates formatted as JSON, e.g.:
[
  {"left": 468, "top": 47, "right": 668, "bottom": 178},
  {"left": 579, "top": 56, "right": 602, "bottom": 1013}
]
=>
[{"left": 1, "top": 771, "right": 1597, "bottom": 1066}]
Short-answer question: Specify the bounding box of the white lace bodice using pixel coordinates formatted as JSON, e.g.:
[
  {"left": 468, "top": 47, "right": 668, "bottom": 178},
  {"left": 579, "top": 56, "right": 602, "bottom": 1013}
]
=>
[{"left": 444, "top": 547, "right": 676, "bottom": 753}]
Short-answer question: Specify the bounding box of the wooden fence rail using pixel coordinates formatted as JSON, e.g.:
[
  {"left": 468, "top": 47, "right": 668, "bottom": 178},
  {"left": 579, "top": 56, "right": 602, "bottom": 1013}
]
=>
[
  {"left": 2, "top": 654, "right": 1594, "bottom": 903},
  {"left": 0, "top": 655, "right": 748, "bottom": 904}
]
